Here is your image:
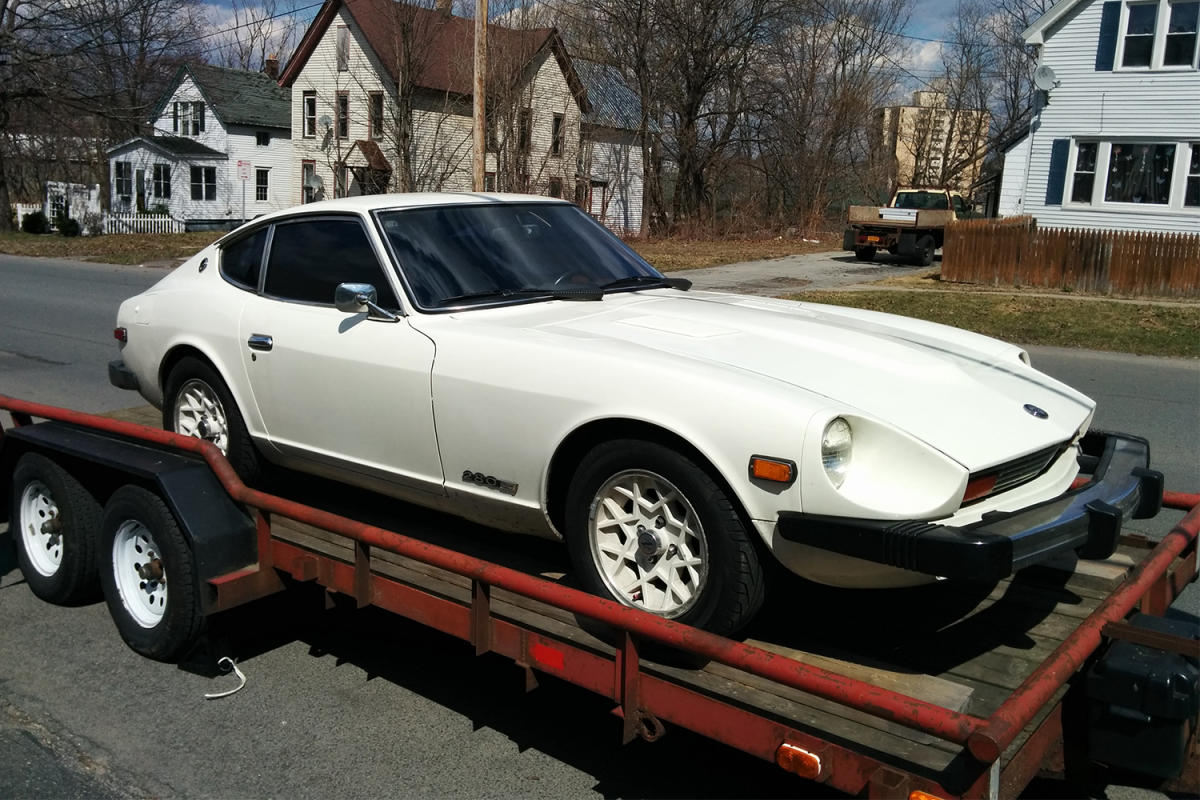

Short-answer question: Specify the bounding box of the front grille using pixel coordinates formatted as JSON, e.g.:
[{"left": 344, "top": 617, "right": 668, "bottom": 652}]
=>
[{"left": 963, "top": 442, "right": 1070, "bottom": 506}]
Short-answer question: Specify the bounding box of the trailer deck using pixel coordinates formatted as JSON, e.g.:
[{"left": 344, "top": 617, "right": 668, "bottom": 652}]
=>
[{"left": 4, "top": 399, "right": 1198, "bottom": 799}]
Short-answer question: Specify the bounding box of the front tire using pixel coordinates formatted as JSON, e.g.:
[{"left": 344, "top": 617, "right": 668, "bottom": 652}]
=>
[
  {"left": 565, "top": 440, "right": 765, "bottom": 637},
  {"left": 98, "top": 486, "right": 205, "bottom": 661},
  {"left": 163, "top": 356, "right": 262, "bottom": 482},
  {"left": 10, "top": 453, "right": 101, "bottom": 605}
]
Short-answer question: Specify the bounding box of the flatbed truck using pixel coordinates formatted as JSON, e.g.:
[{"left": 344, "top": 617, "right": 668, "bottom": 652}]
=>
[
  {"left": 2, "top": 395, "right": 1197, "bottom": 799},
  {"left": 843, "top": 188, "right": 973, "bottom": 266}
]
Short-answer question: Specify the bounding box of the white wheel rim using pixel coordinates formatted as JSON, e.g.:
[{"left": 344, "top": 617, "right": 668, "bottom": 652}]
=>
[
  {"left": 111, "top": 520, "right": 168, "bottom": 628},
  {"left": 175, "top": 379, "right": 229, "bottom": 454},
  {"left": 588, "top": 469, "right": 708, "bottom": 618},
  {"left": 18, "top": 480, "right": 63, "bottom": 577}
]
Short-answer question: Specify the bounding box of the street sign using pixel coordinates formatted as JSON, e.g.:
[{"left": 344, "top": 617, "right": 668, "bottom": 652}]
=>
[{"left": 237, "top": 160, "right": 252, "bottom": 181}]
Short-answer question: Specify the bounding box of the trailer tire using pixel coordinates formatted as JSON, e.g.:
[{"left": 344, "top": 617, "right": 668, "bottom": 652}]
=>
[
  {"left": 564, "top": 440, "right": 764, "bottom": 638},
  {"left": 913, "top": 235, "right": 936, "bottom": 267},
  {"left": 854, "top": 246, "right": 876, "bottom": 262},
  {"left": 10, "top": 453, "right": 102, "bottom": 605},
  {"left": 99, "top": 485, "right": 205, "bottom": 661},
  {"left": 164, "top": 357, "right": 261, "bottom": 483}
]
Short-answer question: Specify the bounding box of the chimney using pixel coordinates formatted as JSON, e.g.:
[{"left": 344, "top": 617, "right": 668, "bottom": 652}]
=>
[
  {"left": 264, "top": 54, "right": 280, "bottom": 80},
  {"left": 436, "top": 0, "right": 452, "bottom": 15}
]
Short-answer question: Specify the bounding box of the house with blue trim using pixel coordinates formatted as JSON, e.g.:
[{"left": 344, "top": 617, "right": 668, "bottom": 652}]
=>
[{"left": 998, "top": 0, "right": 1199, "bottom": 232}]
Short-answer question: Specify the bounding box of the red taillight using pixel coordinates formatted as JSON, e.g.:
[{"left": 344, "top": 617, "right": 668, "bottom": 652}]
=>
[
  {"left": 962, "top": 474, "right": 997, "bottom": 504},
  {"left": 113, "top": 327, "right": 127, "bottom": 342}
]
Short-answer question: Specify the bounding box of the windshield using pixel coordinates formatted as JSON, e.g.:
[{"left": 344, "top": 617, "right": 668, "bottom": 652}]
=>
[
  {"left": 893, "top": 191, "right": 949, "bottom": 210},
  {"left": 375, "top": 202, "right": 663, "bottom": 310}
]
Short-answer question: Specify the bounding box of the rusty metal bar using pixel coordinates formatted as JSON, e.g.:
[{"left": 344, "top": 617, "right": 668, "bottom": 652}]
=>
[
  {"left": 471, "top": 580, "right": 491, "bottom": 655},
  {"left": 0, "top": 394, "right": 987, "bottom": 747},
  {"left": 967, "top": 501, "right": 1200, "bottom": 762}
]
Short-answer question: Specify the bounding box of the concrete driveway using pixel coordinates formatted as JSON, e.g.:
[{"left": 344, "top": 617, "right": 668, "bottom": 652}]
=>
[{"left": 666, "top": 249, "right": 935, "bottom": 294}]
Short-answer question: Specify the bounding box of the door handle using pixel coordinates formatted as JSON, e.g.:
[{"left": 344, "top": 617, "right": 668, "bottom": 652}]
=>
[{"left": 247, "top": 334, "right": 273, "bottom": 352}]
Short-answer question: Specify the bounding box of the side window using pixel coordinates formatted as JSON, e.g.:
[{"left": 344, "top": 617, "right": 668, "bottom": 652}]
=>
[
  {"left": 220, "top": 227, "right": 269, "bottom": 290},
  {"left": 263, "top": 218, "right": 399, "bottom": 308}
]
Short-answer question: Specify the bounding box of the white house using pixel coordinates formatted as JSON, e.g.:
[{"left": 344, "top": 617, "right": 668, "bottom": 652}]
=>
[
  {"left": 998, "top": 0, "right": 1199, "bottom": 231},
  {"left": 106, "top": 63, "right": 293, "bottom": 229},
  {"left": 575, "top": 59, "right": 647, "bottom": 235}
]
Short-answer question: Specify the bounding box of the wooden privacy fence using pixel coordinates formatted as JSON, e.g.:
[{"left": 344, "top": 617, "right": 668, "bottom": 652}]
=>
[
  {"left": 942, "top": 217, "right": 1200, "bottom": 297},
  {"left": 103, "top": 213, "right": 186, "bottom": 235}
]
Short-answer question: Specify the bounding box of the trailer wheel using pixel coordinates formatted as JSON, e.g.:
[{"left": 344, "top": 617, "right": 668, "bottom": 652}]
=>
[
  {"left": 854, "top": 246, "right": 876, "bottom": 262},
  {"left": 913, "top": 235, "right": 936, "bottom": 267},
  {"left": 564, "top": 440, "right": 765, "bottom": 637},
  {"left": 10, "top": 453, "right": 101, "bottom": 605},
  {"left": 164, "top": 357, "right": 261, "bottom": 482},
  {"left": 99, "top": 485, "right": 204, "bottom": 661}
]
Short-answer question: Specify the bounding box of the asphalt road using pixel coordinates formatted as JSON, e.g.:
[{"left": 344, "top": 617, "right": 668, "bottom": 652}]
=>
[{"left": 1, "top": 253, "right": 1197, "bottom": 799}]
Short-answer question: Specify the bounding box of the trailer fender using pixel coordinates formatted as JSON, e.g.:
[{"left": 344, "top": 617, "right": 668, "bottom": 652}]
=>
[
  {"left": 842, "top": 228, "right": 856, "bottom": 251},
  {"left": 1, "top": 422, "right": 256, "bottom": 583}
]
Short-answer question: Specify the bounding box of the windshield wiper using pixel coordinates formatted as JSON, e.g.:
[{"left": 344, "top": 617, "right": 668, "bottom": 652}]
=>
[
  {"left": 438, "top": 286, "right": 603, "bottom": 306},
  {"left": 600, "top": 275, "right": 692, "bottom": 292}
]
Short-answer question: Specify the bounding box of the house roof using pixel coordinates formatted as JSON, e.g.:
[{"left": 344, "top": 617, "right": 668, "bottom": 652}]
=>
[
  {"left": 152, "top": 63, "right": 292, "bottom": 130},
  {"left": 574, "top": 60, "right": 644, "bottom": 131},
  {"left": 280, "top": 0, "right": 587, "bottom": 108},
  {"left": 106, "top": 135, "right": 226, "bottom": 159},
  {"left": 348, "top": 139, "right": 391, "bottom": 171},
  {"left": 1022, "top": 0, "right": 1086, "bottom": 45}
]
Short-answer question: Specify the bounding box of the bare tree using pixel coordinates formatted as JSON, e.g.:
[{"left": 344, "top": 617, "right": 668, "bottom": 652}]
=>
[{"left": 211, "top": 0, "right": 305, "bottom": 73}]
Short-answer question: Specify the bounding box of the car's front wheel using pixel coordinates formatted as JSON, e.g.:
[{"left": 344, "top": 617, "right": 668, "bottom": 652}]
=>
[
  {"left": 565, "top": 440, "right": 765, "bottom": 637},
  {"left": 163, "top": 356, "right": 262, "bottom": 482}
]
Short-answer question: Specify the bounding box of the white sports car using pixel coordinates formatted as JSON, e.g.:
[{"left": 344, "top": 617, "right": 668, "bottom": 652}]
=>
[{"left": 110, "top": 194, "right": 1160, "bottom": 636}]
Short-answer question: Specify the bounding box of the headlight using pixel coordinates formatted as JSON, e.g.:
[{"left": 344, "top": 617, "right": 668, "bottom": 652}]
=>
[{"left": 821, "top": 417, "right": 853, "bottom": 488}]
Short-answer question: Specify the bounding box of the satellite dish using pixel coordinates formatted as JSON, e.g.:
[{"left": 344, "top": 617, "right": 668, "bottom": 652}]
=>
[
  {"left": 1033, "top": 64, "right": 1058, "bottom": 91},
  {"left": 303, "top": 172, "right": 324, "bottom": 190},
  {"left": 318, "top": 113, "right": 332, "bottom": 130}
]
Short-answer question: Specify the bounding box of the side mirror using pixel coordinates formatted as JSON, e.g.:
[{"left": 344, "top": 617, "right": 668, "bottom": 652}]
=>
[{"left": 334, "top": 282, "right": 399, "bottom": 322}]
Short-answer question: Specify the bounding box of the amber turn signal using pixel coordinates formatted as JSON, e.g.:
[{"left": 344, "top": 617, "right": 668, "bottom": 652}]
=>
[
  {"left": 750, "top": 456, "right": 795, "bottom": 483},
  {"left": 909, "top": 791, "right": 949, "bottom": 800},
  {"left": 962, "top": 473, "right": 997, "bottom": 503},
  {"left": 775, "top": 742, "right": 821, "bottom": 779}
]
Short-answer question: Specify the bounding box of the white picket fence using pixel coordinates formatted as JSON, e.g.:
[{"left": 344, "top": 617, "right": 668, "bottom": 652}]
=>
[
  {"left": 13, "top": 203, "right": 42, "bottom": 229},
  {"left": 103, "top": 213, "right": 186, "bottom": 235}
]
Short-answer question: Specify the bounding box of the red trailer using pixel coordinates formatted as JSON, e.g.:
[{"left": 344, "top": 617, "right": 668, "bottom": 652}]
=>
[{"left": 2, "top": 395, "right": 1197, "bottom": 799}]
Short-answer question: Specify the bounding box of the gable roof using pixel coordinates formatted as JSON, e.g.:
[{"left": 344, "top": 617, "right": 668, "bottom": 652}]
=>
[
  {"left": 574, "top": 60, "right": 644, "bottom": 131},
  {"left": 281, "top": 0, "right": 587, "bottom": 108},
  {"left": 1022, "top": 0, "right": 1087, "bottom": 45},
  {"left": 107, "top": 135, "right": 226, "bottom": 159},
  {"left": 152, "top": 63, "right": 292, "bottom": 130}
]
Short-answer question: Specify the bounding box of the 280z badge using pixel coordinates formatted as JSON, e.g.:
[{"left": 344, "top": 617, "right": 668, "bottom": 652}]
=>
[{"left": 462, "top": 470, "right": 519, "bottom": 496}]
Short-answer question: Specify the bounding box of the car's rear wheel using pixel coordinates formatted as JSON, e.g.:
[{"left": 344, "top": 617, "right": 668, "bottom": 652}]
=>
[
  {"left": 163, "top": 356, "right": 261, "bottom": 482},
  {"left": 565, "top": 440, "right": 765, "bottom": 637}
]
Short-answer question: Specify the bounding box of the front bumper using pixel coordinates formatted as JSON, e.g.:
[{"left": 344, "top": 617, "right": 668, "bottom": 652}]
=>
[{"left": 777, "top": 431, "right": 1163, "bottom": 583}]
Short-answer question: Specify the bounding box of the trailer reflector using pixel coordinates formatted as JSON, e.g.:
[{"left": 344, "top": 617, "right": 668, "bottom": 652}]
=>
[
  {"left": 529, "top": 642, "right": 564, "bottom": 671},
  {"left": 909, "top": 792, "right": 948, "bottom": 800},
  {"left": 775, "top": 742, "right": 821, "bottom": 779}
]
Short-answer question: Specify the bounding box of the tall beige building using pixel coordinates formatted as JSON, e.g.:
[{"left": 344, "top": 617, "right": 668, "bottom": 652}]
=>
[{"left": 876, "top": 89, "right": 990, "bottom": 194}]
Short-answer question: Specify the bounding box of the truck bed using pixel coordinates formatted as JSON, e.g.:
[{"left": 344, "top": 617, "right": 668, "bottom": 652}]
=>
[{"left": 847, "top": 205, "right": 954, "bottom": 229}]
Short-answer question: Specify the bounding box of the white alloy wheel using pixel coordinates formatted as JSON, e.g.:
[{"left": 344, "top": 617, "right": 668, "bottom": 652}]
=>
[
  {"left": 111, "top": 520, "right": 168, "bottom": 628},
  {"left": 18, "top": 479, "right": 63, "bottom": 577},
  {"left": 588, "top": 469, "right": 709, "bottom": 618},
  {"left": 174, "top": 379, "right": 230, "bottom": 454}
]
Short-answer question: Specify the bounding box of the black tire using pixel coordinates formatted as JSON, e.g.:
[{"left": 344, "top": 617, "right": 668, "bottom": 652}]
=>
[
  {"left": 10, "top": 453, "right": 102, "bottom": 605},
  {"left": 854, "top": 246, "right": 876, "bottom": 262},
  {"left": 98, "top": 485, "right": 205, "bottom": 661},
  {"left": 913, "top": 235, "right": 936, "bottom": 267},
  {"left": 163, "top": 356, "right": 262, "bottom": 483},
  {"left": 564, "top": 440, "right": 765, "bottom": 638}
]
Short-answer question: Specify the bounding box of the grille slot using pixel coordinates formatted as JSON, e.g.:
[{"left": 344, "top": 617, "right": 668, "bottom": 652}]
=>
[{"left": 964, "top": 442, "right": 1069, "bottom": 506}]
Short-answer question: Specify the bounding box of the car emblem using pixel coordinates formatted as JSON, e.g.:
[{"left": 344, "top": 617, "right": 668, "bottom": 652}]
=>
[{"left": 1023, "top": 403, "right": 1049, "bottom": 419}]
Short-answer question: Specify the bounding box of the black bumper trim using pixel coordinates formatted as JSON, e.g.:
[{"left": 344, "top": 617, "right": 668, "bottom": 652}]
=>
[
  {"left": 776, "top": 431, "right": 1163, "bottom": 583},
  {"left": 108, "top": 358, "right": 139, "bottom": 391}
]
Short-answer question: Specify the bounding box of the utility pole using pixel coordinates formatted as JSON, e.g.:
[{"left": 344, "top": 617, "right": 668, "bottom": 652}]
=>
[{"left": 472, "top": 0, "right": 487, "bottom": 191}]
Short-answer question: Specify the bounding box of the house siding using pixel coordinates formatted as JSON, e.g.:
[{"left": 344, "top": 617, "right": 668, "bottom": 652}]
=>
[
  {"left": 1000, "top": 0, "right": 1200, "bottom": 232},
  {"left": 585, "top": 127, "right": 643, "bottom": 234}
]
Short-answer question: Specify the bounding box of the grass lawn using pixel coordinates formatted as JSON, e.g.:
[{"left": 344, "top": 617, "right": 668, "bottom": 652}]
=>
[
  {"left": 788, "top": 290, "right": 1200, "bottom": 358},
  {"left": 630, "top": 234, "right": 835, "bottom": 272},
  {"left": 0, "top": 231, "right": 222, "bottom": 265}
]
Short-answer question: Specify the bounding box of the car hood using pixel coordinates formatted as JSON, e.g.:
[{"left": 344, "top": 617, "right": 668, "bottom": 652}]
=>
[{"left": 459, "top": 291, "right": 1094, "bottom": 471}]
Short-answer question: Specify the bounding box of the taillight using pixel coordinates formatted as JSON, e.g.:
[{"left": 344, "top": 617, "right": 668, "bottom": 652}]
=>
[{"left": 113, "top": 327, "right": 127, "bottom": 342}]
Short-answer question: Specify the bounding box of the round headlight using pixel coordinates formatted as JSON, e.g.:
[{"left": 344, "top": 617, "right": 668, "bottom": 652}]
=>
[{"left": 821, "top": 417, "right": 853, "bottom": 488}]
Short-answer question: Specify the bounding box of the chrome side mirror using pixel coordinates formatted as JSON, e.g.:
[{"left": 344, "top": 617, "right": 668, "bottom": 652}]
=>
[{"left": 334, "top": 282, "right": 399, "bottom": 322}]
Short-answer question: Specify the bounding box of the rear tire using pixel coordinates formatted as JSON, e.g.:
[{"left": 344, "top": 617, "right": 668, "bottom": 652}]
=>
[
  {"left": 913, "top": 235, "right": 936, "bottom": 267},
  {"left": 854, "top": 246, "right": 876, "bottom": 262},
  {"left": 564, "top": 440, "right": 765, "bottom": 637},
  {"left": 10, "top": 453, "right": 101, "bottom": 605},
  {"left": 163, "top": 356, "right": 262, "bottom": 483},
  {"left": 99, "top": 485, "right": 205, "bottom": 661}
]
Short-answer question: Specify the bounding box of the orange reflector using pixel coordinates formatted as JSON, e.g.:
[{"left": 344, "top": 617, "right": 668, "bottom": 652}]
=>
[
  {"left": 909, "top": 791, "right": 949, "bottom": 800},
  {"left": 750, "top": 457, "right": 794, "bottom": 484},
  {"left": 962, "top": 474, "right": 997, "bottom": 503},
  {"left": 775, "top": 742, "right": 821, "bottom": 779}
]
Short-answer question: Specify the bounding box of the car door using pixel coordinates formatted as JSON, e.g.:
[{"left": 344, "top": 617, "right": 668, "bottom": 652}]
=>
[{"left": 237, "top": 214, "right": 444, "bottom": 496}]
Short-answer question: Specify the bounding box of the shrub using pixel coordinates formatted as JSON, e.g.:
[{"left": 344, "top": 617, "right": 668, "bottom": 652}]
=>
[
  {"left": 21, "top": 211, "right": 49, "bottom": 234},
  {"left": 59, "top": 218, "right": 81, "bottom": 237},
  {"left": 83, "top": 211, "right": 104, "bottom": 237}
]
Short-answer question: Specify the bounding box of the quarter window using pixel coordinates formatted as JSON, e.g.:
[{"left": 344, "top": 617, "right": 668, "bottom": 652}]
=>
[
  {"left": 1071, "top": 142, "right": 1098, "bottom": 203},
  {"left": 190, "top": 166, "right": 216, "bottom": 201},
  {"left": 264, "top": 218, "right": 398, "bottom": 308},
  {"left": 221, "top": 227, "right": 269, "bottom": 290}
]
